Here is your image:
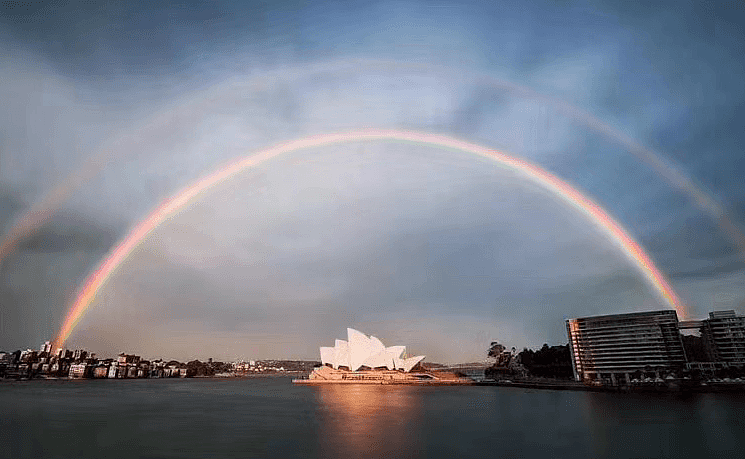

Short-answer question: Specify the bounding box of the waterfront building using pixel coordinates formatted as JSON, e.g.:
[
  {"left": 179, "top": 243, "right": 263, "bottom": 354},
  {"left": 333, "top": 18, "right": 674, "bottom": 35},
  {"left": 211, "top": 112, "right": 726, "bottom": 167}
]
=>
[
  {"left": 701, "top": 310, "right": 745, "bottom": 365},
  {"left": 20, "top": 349, "right": 37, "bottom": 363},
  {"left": 116, "top": 364, "right": 125, "bottom": 378},
  {"left": 93, "top": 366, "right": 109, "bottom": 378},
  {"left": 69, "top": 363, "right": 91, "bottom": 379},
  {"left": 117, "top": 353, "right": 140, "bottom": 365},
  {"left": 566, "top": 310, "right": 686, "bottom": 384},
  {"left": 126, "top": 365, "right": 138, "bottom": 378},
  {"left": 296, "top": 329, "right": 478, "bottom": 385},
  {"left": 50, "top": 361, "right": 61, "bottom": 375},
  {"left": 319, "top": 328, "right": 425, "bottom": 372}
]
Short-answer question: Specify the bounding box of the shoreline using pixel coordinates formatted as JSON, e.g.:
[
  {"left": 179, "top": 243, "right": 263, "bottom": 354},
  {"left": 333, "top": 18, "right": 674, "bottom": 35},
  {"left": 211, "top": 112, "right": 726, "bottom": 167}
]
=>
[
  {"left": 0, "top": 372, "right": 307, "bottom": 383},
  {"left": 476, "top": 379, "right": 745, "bottom": 393},
  {"left": 5, "top": 372, "right": 745, "bottom": 394},
  {"left": 293, "top": 378, "right": 475, "bottom": 385},
  {"left": 4, "top": 374, "right": 745, "bottom": 393}
]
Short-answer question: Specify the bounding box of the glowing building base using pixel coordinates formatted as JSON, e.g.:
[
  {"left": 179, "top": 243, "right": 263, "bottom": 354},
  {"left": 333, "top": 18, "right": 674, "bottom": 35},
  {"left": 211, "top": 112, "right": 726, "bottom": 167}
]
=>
[{"left": 293, "top": 365, "right": 474, "bottom": 385}]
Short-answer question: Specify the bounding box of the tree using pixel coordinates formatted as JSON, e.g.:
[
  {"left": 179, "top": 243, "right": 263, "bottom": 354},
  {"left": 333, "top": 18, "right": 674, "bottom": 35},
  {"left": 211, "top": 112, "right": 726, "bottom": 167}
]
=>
[
  {"left": 487, "top": 342, "right": 505, "bottom": 358},
  {"left": 514, "top": 344, "right": 573, "bottom": 379}
]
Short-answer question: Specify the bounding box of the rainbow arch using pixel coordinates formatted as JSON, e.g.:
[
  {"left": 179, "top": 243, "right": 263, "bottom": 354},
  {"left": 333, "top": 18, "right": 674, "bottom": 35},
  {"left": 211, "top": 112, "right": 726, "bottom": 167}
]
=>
[
  {"left": 5, "top": 59, "right": 742, "bottom": 278},
  {"left": 54, "top": 129, "right": 685, "bottom": 348}
]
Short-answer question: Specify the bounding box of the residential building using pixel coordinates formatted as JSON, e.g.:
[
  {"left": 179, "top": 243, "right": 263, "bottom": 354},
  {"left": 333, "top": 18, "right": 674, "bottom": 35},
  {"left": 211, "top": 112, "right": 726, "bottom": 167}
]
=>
[
  {"left": 39, "top": 341, "right": 52, "bottom": 355},
  {"left": 117, "top": 353, "right": 140, "bottom": 365},
  {"left": 69, "top": 363, "right": 91, "bottom": 379},
  {"left": 701, "top": 310, "right": 745, "bottom": 365},
  {"left": 93, "top": 366, "right": 109, "bottom": 378},
  {"left": 566, "top": 310, "right": 686, "bottom": 384}
]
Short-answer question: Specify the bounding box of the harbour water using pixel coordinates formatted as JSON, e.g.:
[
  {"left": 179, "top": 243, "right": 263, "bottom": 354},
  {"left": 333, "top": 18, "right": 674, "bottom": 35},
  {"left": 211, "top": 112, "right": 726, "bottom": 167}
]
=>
[{"left": 2, "top": 377, "right": 744, "bottom": 458}]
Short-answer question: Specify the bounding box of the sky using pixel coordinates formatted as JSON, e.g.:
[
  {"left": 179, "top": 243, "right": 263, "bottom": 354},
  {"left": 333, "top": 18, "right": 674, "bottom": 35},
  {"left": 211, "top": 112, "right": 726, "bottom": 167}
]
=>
[{"left": 1, "top": 0, "right": 744, "bottom": 363}]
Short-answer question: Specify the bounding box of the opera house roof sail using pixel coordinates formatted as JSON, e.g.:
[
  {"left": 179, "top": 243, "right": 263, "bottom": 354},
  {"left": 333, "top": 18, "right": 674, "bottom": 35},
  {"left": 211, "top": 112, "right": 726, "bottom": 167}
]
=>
[{"left": 319, "top": 328, "right": 426, "bottom": 372}]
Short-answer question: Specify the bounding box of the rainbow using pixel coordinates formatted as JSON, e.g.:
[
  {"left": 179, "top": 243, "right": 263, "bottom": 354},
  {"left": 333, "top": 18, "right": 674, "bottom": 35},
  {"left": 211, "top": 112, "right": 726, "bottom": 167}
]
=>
[
  {"left": 5, "top": 59, "right": 742, "bottom": 277},
  {"left": 53, "top": 129, "right": 685, "bottom": 348}
]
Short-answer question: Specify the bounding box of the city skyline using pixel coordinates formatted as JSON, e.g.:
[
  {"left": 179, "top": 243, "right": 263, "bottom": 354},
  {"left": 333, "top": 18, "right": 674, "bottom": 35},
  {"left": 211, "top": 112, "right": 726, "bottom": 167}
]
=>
[{"left": 1, "top": 1, "right": 744, "bottom": 363}]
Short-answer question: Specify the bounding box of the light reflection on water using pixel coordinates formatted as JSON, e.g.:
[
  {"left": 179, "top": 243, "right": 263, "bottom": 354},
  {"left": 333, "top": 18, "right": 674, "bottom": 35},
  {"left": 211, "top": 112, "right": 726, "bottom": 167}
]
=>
[
  {"left": 1, "top": 378, "right": 743, "bottom": 458},
  {"left": 314, "top": 385, "right": 421, "bottom": 458}
]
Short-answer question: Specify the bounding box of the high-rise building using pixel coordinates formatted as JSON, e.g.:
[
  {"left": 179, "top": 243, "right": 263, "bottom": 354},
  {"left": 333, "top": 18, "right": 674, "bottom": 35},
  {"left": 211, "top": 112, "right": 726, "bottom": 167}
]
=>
[
  {"left": 701, "top": 310, "right": 745, "bottom": 365},
  {"left": 566, "top": 310, "right": 686, "bottom": 384}
]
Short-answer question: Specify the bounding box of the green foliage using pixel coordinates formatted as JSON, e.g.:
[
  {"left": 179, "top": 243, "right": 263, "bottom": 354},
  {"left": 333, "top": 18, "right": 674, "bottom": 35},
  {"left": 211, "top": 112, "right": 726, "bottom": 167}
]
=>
[
  {"left": 517, "top": 344, "right": 573, "bottom": 379},
  {"left": 186, "top": 360, "right": 215, "bottom": 377},
  {"left": 487, "top": 342, "right": 505, "bottom": 358}
]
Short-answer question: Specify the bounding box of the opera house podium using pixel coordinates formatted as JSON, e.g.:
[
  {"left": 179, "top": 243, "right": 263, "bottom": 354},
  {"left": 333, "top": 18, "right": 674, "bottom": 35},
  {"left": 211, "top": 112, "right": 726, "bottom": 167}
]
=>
[{"left": 293, "top": 328, "right": 473, "bottom": 385}]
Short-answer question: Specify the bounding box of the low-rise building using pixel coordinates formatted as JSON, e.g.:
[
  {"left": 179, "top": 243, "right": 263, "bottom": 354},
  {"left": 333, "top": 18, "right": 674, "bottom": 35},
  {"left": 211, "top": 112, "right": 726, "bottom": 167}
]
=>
[
  {"left": 127, "top": 365, "right": 138, "bottom": 378},
  {"left": 69, "top": 363, "right": 91, "bottom": 379},
  {"left": 117, "top": 353, "right": 141, "bottom": 365},
  {"left": 72, "top": 349, "right": 88, "bottom": 361},
  {"left": 39, "top": 341, "right": 52, "bottom": 355},
  {"left": 93, "top": 365, "right": 109, "bottom": 378}
]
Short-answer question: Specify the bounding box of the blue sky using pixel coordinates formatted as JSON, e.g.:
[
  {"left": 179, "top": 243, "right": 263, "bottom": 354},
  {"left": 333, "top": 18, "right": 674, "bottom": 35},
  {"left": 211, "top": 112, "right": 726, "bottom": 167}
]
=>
[{"left": 1, "top": 0, "right": 743, "bottom": 362}]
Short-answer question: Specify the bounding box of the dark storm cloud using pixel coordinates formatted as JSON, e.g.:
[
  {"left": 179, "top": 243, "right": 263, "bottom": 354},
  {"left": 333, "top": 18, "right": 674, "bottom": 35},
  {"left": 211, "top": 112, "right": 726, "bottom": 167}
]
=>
[
  {"left": 18, "top": 212, "right": 117, "bottom": 254},
  {"left": 1, "top": 1, "right": 254, "bottom": 75},
  {"left": 0, "top": 189, "right": 25, "bottom": 232},
  {"left": 644, "top": 212, "right": 744, "bottom": 280},
  {"left": 0, "top": 208, "right": 118, "bottom": 349}
]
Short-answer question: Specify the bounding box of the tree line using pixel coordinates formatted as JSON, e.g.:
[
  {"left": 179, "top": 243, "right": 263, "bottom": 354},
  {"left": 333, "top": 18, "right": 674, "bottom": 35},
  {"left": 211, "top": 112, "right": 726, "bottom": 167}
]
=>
[{"left": 485, "top": 342, "right": 573, "bottom": 380}]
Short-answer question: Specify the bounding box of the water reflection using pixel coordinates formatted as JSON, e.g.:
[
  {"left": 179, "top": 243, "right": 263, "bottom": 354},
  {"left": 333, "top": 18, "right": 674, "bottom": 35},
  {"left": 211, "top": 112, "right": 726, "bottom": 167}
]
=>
[
  {"left": 314, "top": 385, "right": 422, "bottom": 458},
  {"left": 582, "top": 392, "right": 745, "bottom": 458},
  {"left": 3, "top": 379, "right": 743, "bottom": 458}
]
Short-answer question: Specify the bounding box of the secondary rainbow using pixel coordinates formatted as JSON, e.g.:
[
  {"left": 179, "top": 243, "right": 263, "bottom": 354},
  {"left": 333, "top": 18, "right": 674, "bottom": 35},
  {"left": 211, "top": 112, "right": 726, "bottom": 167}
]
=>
[
  {"left": 53, "top": 129, "right": 685, "bottom": 348},
  {"left": 6, "top": 61, "right": 742, "bottom": 276}
]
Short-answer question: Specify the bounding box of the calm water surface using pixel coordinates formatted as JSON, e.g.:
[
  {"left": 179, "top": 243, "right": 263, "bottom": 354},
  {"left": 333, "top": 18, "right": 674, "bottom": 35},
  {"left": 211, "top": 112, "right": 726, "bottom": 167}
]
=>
[{"left": 2, "top": 377, "right": 744, "bottom": 458}]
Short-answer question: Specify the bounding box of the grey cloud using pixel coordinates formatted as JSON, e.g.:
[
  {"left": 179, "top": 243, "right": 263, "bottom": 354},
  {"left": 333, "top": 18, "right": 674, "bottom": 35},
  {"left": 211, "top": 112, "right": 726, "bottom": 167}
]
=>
[
  {"left": 0, "top": 188, "right": 25, "bottom": 232},
  {"left": 2, "top": 1, "right": 744, "bottom": 362},
  {"left": 64, "top": 142, "right": 663, "bottom": 360},
  {"left": 18, "top": 212, "right": 117, "bottom": 255}
]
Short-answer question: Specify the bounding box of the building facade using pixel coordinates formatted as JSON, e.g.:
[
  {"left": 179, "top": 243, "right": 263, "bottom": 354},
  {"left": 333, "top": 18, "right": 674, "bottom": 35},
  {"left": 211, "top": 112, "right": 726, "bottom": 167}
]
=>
[
  {"left": 566, "top": 310, "right": 686, "bottom": 384},
  {"left": 319, "top": 328, "right": 425, "bottom": 372},
  {"left": 701, "top": 310, "right": 745, "bottom": 365},
  {"left": 68, "top": 363, "right": 91, "bottom": 379}
]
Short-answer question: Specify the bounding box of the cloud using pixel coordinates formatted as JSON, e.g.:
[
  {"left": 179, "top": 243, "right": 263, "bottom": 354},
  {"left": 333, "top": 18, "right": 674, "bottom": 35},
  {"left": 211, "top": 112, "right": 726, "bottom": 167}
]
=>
[
  {"left": 58, "top": 141, "right": 671, "bottom": 360},
  {"left": 18, "top": 212, "right": 117, "bottom": 254},
  {"left": 1, "top": 1, "right": 744, "bottom": 361}
]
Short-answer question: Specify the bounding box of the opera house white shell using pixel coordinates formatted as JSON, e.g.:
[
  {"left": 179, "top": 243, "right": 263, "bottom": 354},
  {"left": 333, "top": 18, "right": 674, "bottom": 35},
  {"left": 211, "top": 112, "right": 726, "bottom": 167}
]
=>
[{"left": 319, "top": 328, "right": 426, "bottom": 372}]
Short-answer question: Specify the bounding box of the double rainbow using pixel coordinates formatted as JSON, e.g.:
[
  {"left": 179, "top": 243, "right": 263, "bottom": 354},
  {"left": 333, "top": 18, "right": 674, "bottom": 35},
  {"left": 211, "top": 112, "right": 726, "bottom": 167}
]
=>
[{"left": 54, "top": 129, "right": 684, "bottom": 348}]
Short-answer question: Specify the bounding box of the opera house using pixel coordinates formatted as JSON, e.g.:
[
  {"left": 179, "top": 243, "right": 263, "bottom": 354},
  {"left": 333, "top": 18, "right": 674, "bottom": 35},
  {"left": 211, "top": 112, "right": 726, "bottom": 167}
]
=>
[
  {"left": 295, "top": 328, "right": 472, "bottom": 384},
  {"left": 320, "top": 328, "right": 426, "bottom": 372}
]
